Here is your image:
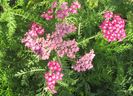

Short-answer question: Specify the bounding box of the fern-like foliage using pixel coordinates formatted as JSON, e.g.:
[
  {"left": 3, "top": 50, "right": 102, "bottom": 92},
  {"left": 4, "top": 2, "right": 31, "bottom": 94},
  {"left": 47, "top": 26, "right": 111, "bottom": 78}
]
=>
[{"left": 0, "top": 0, "right": 16, "bottom": 40}]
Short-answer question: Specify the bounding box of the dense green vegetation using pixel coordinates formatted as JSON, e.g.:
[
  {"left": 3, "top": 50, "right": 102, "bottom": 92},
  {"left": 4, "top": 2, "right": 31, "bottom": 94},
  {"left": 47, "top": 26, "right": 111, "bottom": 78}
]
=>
[{"left": 0, "top": 0, "right": 133, "bottom": 96}]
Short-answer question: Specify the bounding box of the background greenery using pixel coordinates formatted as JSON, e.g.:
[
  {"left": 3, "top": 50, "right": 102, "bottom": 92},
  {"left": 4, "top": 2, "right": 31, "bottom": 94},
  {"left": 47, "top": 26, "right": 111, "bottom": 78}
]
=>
[{"left": 0, "top": 0, "right": 133, "bottom": 96}]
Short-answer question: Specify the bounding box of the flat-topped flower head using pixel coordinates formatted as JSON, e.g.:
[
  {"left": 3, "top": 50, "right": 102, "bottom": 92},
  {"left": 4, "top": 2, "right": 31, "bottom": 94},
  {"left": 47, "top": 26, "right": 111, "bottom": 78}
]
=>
[
  {"left": 44, "top": 61, "right": 63, "bottom": 94},
  {"left": 44, "top": 72, "right": 63, "bottom": 94},
  {"left": 21, "top": 23, "right": 55, "bottom": 60},
  {"left": 100, "top": 11, "right": 126, "bottom": 42},
  {"left": 56, "top": 39, "right": 79, "bottom": 58},
  {"left": 55, "top": 22, "right": 77, "bottom": 37},
  {"left": 69, "top": 1, "right": 81, "bottom": 14},
  {"left": 72, "top": 49, "right": 95, "bottom": 72},
  {"left": 41, "top": 1, "right": 81, "bottom": 20},
  {"left": 21, "top": 22, "right": 45, "bottom": 47},
  {"left": 41, "top": 8, "right": 54, "bottom": 21}
]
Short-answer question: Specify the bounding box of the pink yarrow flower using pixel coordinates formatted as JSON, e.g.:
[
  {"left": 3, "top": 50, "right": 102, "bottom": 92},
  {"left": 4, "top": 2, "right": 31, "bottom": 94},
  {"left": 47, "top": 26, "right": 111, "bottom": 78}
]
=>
[
  {"left": 30, "top": 22, "right": 45, "bottom": 36},
  {"left": 22, "top": 22, "right": 78, "bottom": 60},
  {"left": 100, "top": 11, "right": 126, "bottom": 42},
  {"left": 49, "top": 22, "right": 77, "bottom": 50},
  {"left": 55, "top": 22, "right": 77, "bottom": 37},
  {"left": 44, "top": 61, "right": 63, "bottom": 94},
  {"left": 41, "top": 8, "right": 54, "bottom": 20},
  {"left": 56, "top": 9, "right": 69, "bottom": 19},
  {"left": 48, "top": 61, "right": 62, "bottom": 72},
  {"left": 56, "top": 39, "right": 79, "bottom": 58},
  {"left": 41, "top": 1, "right": 81, "bottom": 20},
  {"left": 60, "top": 2, "right": 68, "bottom": 10},
  {"left": 72, "top": 1, "right": 81, "bottom": 9},
  {"left": 69, "top": 1, "right": 81, "bottom": 14},
  {"left": 72, "top": 49, "right": 95, "bottom": 72},
  {"left": 56, "top": 1, "right": 81, "bottom": 19},
  {"left": 51, "top": 1, "right": 57, "bottom": 8},
  {"left": 21, "top": 23, "right": 55, "bottom": 60}
]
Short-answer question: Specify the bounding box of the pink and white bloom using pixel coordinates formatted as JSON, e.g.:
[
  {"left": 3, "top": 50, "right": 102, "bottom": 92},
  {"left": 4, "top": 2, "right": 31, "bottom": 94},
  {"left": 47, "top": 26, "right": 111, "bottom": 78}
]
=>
[
  {"left": 55, "top": 22, "right": 77, "bottom": 37},
  {"left": 100, "top": 11, "right": 126, "bottom": 42},
  {"left": 21, "top": 23, "right": 54, "bottom": 60},
  {"left": 56, "top": 39, "right": 79, "bottom": 58},
  {"left": 69, "top": 1, "right": 81, "bottom": 14},
  {"left": 44, "top": 61, "right": 63, "bottom": 94},
  {"left": 72, "top": 50, "right": 95, "bottom": 72},
  {"left": 41, "top": 1, "right": 81, "bottom": 20},
  {"left": 56, "top": 9, "right": 69, "bottom": 19},
  {"left": 41, "top": 9, "right": 54, "bottom": 21}
]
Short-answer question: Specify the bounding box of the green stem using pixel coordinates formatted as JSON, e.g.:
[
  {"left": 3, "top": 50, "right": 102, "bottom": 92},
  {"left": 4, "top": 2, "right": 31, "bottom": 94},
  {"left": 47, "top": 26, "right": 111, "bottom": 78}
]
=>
[
  {"left": 42, "top": 83, "right": 46, "bottom": 96},
  {"left": 78, "top": 33, "right": 100, "bottom": 45},
  {"left": 68, "top": 59, "right": 76, "bottom": 63},
  {"left": 78, "top": 23, "right": 81, "bottom": 37},
  {"left": 57, "top": 53, "right": 62, "bottom": 64}
]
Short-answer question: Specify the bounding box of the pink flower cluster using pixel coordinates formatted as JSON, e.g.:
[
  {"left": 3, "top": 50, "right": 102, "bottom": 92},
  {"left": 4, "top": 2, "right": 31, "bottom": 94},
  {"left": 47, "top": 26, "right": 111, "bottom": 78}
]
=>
[
  {"left": 56, "top": 2, "right": 69, "bottom": 19},
  {"left": 56, "top": 40, "right": 79, "bottom": 58},
  {"left": 100, "top": 11, "right": 126, "bottom": 42},
  {"left": 48, "top": 61, "right": 62, "bottom": 72},
  {"left": 55, "top": 22, "right": 77, "bottom": 37},
  {"left": 56, "top": 1, "right": 81, "bottom": 19},
  {"left": 41, "top": 1, "right": 81, "bottom": 20},
  {"left": 72, "top": 50, "right": 95, "bottom": 72},
  {"left": 50, "top": 22, "right": 79, "bottom": 58},
  {"left": 44, "top": 61, "right": 63, "bottom": 94},
  {"left": 41, "top": 9, "right": 54, "bottom": 20},
  {"left": 45, "top": 23, "right": 75, "bottom": 51},
  {"left": 28, "top": 22, "right": 45, "bottom": 37},
  {"left": 69, "top": 1, "right": 81, "bottom": 14},
  {"left": 22, "top": 22, "right": 79, "bottom": 60},
  {"left": 21, "top": 23, "right": 53, "bottom": 60},
  {"left": 21, "top": 22, "right": 44, "bottom": 51},
  {"left": 51, "top": 1, "right": 57, "bottom": 9}
]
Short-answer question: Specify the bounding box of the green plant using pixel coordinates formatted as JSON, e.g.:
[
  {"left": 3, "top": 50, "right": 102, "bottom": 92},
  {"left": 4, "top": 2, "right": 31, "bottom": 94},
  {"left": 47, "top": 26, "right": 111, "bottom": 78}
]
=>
[{"left": 0, "top": 0, "right": 133, "bottom": 96}]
